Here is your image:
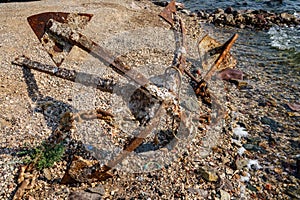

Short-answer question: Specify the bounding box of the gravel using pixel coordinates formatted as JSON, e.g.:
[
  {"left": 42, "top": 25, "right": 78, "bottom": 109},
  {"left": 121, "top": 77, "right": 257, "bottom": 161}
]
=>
[{"left": 0, "top": 0, "right": 299, "bottom": 199}]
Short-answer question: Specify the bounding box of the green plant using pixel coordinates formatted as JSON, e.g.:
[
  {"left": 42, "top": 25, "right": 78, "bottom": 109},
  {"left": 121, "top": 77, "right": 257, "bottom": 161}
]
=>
[{"left": 19, "top": 141, "right": 65, "bottom": 170}]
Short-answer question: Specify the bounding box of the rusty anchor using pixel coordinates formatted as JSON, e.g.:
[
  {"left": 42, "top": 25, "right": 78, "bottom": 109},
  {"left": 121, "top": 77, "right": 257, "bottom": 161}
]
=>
[
  {"left": 12, "top": 1, "right": 239, "bottom": 189},
  {"left": 13, "top": 4, "right": 188, "bottom": 184}
]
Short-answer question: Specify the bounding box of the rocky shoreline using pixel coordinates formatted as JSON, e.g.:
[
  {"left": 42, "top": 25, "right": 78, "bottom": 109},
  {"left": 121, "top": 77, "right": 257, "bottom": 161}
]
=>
[
  {"left": 196, "top": 7, "right": 299, "bottom": 30},
  {"left": 153, "top": 1, "right": 300, "bottom": 30}
]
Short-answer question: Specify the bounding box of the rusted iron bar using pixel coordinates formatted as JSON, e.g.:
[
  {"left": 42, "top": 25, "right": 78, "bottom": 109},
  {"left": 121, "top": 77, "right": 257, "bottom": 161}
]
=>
[
  {"left": 203, "top": 33, "right": 238, "bottom": 82},
  {"left": 160, "top": 1, "right": 199, "bottom": 86},
  {"left": 102, "top": 102, "right": 165, "bottom": 171},
  {"left": 12, "top": 55, "right": 115, "bottom": 93},
  {"left": 45, "top": 20, "right": 177, "bottom": 104},
  {"left": 159, "top": 0, "right": 176, "bottom": 26},
  {"left": 46, "top": 19, "right": 150, "bottom": 88},
  {"left": 13, "top": 178, "right": 30, "bottom": 200}
]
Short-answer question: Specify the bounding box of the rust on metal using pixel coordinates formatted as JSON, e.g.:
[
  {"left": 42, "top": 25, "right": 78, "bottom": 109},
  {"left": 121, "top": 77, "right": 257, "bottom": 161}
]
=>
[
  {"left": 102, "top": 102, "right": 165, "bottom": 172},
  {"left": 14, "top": 2, "right": 241, "bottom": 186},
  {"left": 31, "top": 16, "right": 151, "bottom": 87},
  {"left": 28, "top": 12, "right": 93, "bottom": 66},
  {"left": 204, "top": 33, "right": 239, "bottom": 81},
  {"left": 12, "top": 55, "right": 115, "bottom": 92},
  {"left": 159, "top": 0, "right": 176, "bottom": 26},
  {"left": 193, "top": 34, "right": 238, "bottom": 104}
]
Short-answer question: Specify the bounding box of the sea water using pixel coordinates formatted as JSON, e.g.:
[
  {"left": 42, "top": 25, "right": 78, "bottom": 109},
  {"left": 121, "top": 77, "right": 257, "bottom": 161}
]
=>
[{"left": 179, "top": 0, "right": 300, "bottom": 70}]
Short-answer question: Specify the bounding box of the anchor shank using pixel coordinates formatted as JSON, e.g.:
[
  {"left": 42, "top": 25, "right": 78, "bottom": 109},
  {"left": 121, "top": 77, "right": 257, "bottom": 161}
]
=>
[{"left": 46, "top": 19, "right": 150, "bottom": 87}]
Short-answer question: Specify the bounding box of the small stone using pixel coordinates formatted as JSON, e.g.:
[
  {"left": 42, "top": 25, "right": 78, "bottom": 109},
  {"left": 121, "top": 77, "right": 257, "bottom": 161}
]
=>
[
  {"left": 287, "top": 112, "right": 300, "bottom": 117},
  {"left": 87, "top": 184, "right": 105, "bottom": 196},
  {"left": 43, "top": 168, "right": 52, "bottom": 181},
  {"left": 215, "top": 8, "right": 224, "bottom": 14},
  {"left": 286, "top": 186, "right": 300, "bottom": 199},
  {"left": 235, "top": 157, "right": 248, "bottom": 170},
  {"left": 226, "top": 14, "right": 235, "bottom": 25},
  {"left": 243, "top": 143, "right": 254, "bottom": 150},
  {"left": 280, "top": 12, "right": 295, "bottom": 22},
  {"left": 225, "top": 167, "right": 233, "bottom": 175},
  {"left": 243, "top": 143, "right": 267, "bottom": 154},
  {"left": 265, "top": 183, "right": 272, "bottom": 191},
  {"left": 181, "top": 9, "right": 191, "bottom": 15},
  {"left": 197, "top": 167, "right": 219, "bottom": 182},
  {"left": 222, "top": 157, "right": 231, "bottom": 164},
  {"left": 287, "top": 103, "right": 300, "bottom": 112},
  {"left": 260, "top": 116, "right": 280, "bottom": 132},
  {"left": 69, "top": 191, "right": 102, "bottom": 200},
  {"left": 247, "top": 183, "right": 258, "bottom": 192},
  {"left": 220, "top": 189, "right": 230, "bottom": 200},
  {"left": 239, "top": 24, "right": 245, "bottom": 29},
  {"left": 224, "top": 7, "right": 234, "bottom": 14},
  {"left": 296, "top": 157, "right": 300, "bottom": 176},
  {"left": 217, "top": 68, "right": 243, "bottom": 81}
]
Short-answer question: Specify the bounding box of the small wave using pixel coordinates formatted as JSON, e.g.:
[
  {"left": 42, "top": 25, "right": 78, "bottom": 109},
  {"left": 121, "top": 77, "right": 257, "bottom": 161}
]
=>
[{"left": 268, "top": 26, "right": 300, "bottom": 51}]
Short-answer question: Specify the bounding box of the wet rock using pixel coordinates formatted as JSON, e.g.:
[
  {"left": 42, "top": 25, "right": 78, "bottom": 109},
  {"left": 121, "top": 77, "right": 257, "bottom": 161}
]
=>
[
  {"left": 196, "top": 7, "right": 299, "bottom": 30},
  {"left": 224, "top": 7, "right": 234, "bottom": 14},
  {"left": 181, "top": 9, "right": 191, "bottom": 15},
  {"left": 280, "top": 13, "right": 296, "bottom": 22},
  {"left": 235, "top": 14, "right": 245, "bottom": 24},
  {"left": 243, "top": 143, "right": 267, "bottom": 154},
  {"left": 215, "top": 8, "right": 224, "bottom": 14},
  {"left": 197, "top": 11, "right": 208, "bottom": 19},
  {"left": 260, "top": 116, "right": 280, "bottom": 132},
  {"left": 225, "top": 14, "right": 235, "bottom": 25}
]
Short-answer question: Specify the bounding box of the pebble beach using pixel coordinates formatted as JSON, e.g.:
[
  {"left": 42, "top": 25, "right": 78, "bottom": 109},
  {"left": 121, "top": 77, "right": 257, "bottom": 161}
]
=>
[{"left": 0, "top": 0, "right": 299, "bottom": 199}]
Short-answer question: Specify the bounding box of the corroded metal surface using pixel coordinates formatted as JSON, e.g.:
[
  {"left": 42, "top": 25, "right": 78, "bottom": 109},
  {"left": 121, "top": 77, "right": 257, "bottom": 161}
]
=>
[
  {"left": 13, "top": 55, "right": 115, "bottom": 92},
  {"left": 159, "top": 0, "right": 176, "bottom": 26},
  {"left": 28, "top": 12, "right": 93, "bottom": 66}
]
